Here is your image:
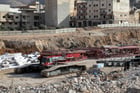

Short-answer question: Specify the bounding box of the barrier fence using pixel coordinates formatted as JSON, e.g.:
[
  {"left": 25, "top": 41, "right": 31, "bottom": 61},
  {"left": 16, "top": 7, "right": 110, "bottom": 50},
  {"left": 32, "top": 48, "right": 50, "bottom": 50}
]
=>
[
  {"left": 1, "top": 24, "right": 140, "bottom": 35},
  {"left": 98, "top": 23, "right": 140, "bottom": 28},
  {"left": 0, "top": 28, "right": 76, "bottom": 35}
]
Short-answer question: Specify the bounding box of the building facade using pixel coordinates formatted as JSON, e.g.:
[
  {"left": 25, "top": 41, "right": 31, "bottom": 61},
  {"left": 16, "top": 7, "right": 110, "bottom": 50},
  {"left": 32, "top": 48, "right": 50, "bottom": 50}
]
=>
[
  {"left": 0, "top": 4, "right": 21, "bottom": 30},
  {"left": 45, "top": 0, "right": 75, "bottom": 28},
  {"left": 0, "top": 1, "right": 45, "bottom": 30},
  {"left": 19, "top": 3, "right": 45, "bottom": 30},
  {"left": 73, "top": 0, "right": 131, "bottom": 27}
]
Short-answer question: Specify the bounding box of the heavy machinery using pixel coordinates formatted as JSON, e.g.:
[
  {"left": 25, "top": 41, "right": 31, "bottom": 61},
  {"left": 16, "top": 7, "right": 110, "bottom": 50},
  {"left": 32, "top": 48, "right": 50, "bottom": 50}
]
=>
[
  {"left": 14, "top": 45, "right": 140, "bottom": 77},
  {"left": 38, "top": 50, "right": 87, "bottom": 67},
  {"left": 85, "top": 45, "right": 140, "bottom": 59},
  {"left": 15, "top": 50, "right": 87, "bottom": 77}
]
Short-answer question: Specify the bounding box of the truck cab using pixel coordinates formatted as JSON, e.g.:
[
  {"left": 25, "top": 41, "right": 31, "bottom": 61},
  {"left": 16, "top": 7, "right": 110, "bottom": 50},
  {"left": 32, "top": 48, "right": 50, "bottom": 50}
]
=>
[{"left": 38, "top": 50, "right": 87, "bottom": 67}]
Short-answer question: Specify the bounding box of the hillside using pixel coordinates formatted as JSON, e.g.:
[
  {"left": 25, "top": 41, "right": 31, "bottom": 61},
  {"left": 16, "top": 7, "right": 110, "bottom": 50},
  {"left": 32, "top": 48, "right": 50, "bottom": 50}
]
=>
[
  {"left": 0, "top": 0, "right": 25, "bottom": 6},
  {"left": 0, "top": 0, "right": 45, "bottom": 7},
  {"left": 0, "top": 27, "right": 140, "bottom": 54},
  {"left": 18, "top": 0, "right": 45, "bottom": 4}
]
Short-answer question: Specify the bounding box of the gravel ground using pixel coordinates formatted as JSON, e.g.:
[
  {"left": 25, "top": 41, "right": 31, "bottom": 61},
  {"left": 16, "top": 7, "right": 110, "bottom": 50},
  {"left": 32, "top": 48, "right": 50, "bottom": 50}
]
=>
[
  {"left": 0, "top": 67, "right": 140, "bottom": 93},
  {"left": 0, "top": 59, "right": 121, "bottom": 87},
  {"left": 0, "top": 58, "right": 139, "bottom": 93}
]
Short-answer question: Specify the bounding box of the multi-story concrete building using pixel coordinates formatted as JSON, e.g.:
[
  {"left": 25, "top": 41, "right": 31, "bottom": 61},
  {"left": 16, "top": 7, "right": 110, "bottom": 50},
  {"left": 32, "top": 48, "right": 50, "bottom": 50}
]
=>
[
  {"left": 0, "top": 4, "right": 21, "bottom": 30},
  {"left": 19, "top": 5, "right": 45, "bottom": 29},
  {"left": 74, "top": 0, "right": 131, "bottom": 27},
  {"left": 45, "top": 0, "right": 75, "bottom": 28},
  {"left": 15, "top": 1, "right": 45, "bottom": 30},
  {"left": 0, "top": 1, "right": 45, "bottom": 30}
]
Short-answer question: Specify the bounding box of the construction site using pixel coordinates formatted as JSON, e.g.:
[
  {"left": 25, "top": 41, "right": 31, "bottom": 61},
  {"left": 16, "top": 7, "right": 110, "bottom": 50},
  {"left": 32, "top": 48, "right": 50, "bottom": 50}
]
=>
[{"left": 0, "top": 27, "right": 140, "bottom": 93}]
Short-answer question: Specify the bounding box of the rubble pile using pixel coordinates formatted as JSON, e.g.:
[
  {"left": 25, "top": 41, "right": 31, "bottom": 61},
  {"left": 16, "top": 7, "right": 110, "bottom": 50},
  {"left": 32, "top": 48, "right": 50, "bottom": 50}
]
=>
[
  {"left": 0, "top": 68, "right": 140, "bottom": 93},
  {"left": 0, "top": 52, "right": 40, "bottom": 69}
]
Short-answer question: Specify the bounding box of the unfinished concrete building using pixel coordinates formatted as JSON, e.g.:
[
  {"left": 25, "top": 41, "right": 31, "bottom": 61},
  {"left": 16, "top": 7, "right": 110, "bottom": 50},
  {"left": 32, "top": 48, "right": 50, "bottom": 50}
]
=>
[
  {"left": 0, "top": 1, "right": 45, "bottom": 30},
  {"left": 74, "top": 0, "right": 131, "bottom": 27},
  {"left": 45, "top": 0, "right": 140, "bottom": 27},
  {"left": 45, "top": 0, "right": 75, "bottom": 28},
  {"left": 0, "top": 4, "right": 21, "bottom": 30}
]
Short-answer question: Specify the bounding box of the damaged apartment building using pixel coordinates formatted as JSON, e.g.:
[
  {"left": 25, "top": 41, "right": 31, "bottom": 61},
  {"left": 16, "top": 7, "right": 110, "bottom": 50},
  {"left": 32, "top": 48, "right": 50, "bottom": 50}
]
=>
[
  {"left": 70, "top": 0, "right": 140, "bottom": 27},
  {"left": 0, "top": 1, "right": 45, "bottom": 30}
]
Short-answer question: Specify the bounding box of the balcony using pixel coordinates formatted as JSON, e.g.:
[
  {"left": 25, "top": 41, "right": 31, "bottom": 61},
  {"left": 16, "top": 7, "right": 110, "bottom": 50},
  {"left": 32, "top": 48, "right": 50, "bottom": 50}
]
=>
[{"left": 100, "top": 11, "right": 107, "bottom": 15}]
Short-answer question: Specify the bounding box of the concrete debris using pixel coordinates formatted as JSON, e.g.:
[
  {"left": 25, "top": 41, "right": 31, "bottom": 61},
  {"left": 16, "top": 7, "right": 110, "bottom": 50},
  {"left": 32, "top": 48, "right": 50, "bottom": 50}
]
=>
[
  {"left": 0, "top": 68, "right": 140, "bottom": 93},
  {"left": 0, "top": 52, "right": 40, "bottom": 69}
]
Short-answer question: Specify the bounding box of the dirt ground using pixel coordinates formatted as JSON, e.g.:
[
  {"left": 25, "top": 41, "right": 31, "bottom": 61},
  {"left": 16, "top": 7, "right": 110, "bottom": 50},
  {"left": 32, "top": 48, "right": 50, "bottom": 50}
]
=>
[
  {"left": 0, "top": 28, "right": 131, "bottom": 87},
  {"left": 0, "top": 68, "right": 73, "bottom": 87},
  {"left": 0, "top": 59, "right": 122, "bottom": 87}
]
